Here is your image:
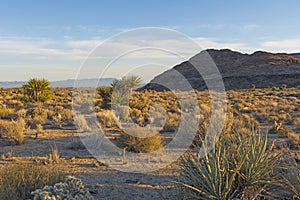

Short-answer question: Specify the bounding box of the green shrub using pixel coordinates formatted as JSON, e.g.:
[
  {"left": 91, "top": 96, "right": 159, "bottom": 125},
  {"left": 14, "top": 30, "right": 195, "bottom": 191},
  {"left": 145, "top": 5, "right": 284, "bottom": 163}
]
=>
[
  {"left": 98, "top": 86, "right": 112, "bottom": 109},
  {"left": 22, "top": 78, "right": 52, "bottom": 102},
  {"left": 0, "top": 164, "right": 65, "bottom": 200}
]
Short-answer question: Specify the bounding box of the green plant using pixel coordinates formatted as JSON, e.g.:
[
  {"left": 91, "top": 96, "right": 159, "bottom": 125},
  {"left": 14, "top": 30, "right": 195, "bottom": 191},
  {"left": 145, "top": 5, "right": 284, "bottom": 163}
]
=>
[
  {"left": 22, "top": 78, "right": 52, "bottom": 102},
  {"left": 179, "top": 131, "right": 279, "bottom": 199},
  {"left": 31, "top": 176, "right": 94, "bottom": 200},
  {"left": 98, "top": 86, "right": 112, "bottom": 109},
  {"left": 0, "top": 164, "right": 65, "bottom": 200}
]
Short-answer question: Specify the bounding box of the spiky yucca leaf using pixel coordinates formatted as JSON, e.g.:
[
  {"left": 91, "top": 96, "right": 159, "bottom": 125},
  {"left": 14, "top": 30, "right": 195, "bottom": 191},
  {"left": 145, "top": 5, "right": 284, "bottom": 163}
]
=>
[
  {"left": 282, "top": 159, "right": 300, "bottom": 199},
  {"left": 180, "top": 137, "right": 244, "bottom": 200},
  {"left": 179, "top": 131, "right": 279, "bottom": 200}
]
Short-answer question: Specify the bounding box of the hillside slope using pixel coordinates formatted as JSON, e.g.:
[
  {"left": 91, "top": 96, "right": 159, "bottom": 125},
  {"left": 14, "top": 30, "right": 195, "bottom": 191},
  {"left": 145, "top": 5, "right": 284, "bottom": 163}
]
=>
[{"left": 142, "top": 49, "right": 300, "bottom": 91}]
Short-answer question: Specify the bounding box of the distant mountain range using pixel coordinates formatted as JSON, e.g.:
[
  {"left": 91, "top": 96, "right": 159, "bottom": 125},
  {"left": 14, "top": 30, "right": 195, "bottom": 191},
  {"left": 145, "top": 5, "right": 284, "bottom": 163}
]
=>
[
  {"left": 0, "top": 78, "right": 116, "bottom": 88},
  {"left": 142, "top": 49, "right": 300, "bottom": 91},
  {"left": 2, "top": 49, "right": 300, "bottom": 90}
]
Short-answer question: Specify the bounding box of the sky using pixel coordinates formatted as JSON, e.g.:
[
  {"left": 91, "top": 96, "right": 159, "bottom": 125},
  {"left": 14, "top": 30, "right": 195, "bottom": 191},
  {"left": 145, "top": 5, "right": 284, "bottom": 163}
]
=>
[{"left": 1, "top": 0, "right": 300, "bottom": 81}]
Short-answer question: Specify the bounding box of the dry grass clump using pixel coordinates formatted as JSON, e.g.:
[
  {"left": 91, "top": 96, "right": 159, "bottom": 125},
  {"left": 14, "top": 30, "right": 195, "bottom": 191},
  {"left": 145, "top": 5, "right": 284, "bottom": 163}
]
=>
[
  {"left": 47, "top": 144, "right": 60, "bottom": 164},
  {"left": 0, "top": 118, "right": 26, "bottom": 144},
  {"left": 97, "top": 110, "right": 117, "bottom": 128},
  {"left": 0, "top": 107, "right": 15, "bottom": 119},
  {"left": 74, "top": 115, "right": 91, "bottom": 132},
  {"left": 179, "top": 131, "right": 279, "bottom": 199},
  {"left": 117, "top": 127, "right": 163, "bottom": 153},
  {"left": 26, "top": 107, "right": 48, "bottom": 129},
  {"left": 0, "top": 163, "right": 65, "bottom": 200},
  {"left": 163, "top": 112, "right": 180, "bottom": 132},
  {"left": 271, "top": 121, "right": 300, "bottom": 147}
]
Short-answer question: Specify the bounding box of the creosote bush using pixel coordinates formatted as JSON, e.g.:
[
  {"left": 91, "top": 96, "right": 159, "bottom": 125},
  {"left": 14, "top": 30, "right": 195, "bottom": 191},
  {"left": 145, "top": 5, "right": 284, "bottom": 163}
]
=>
[
  {"left": 117, "top": 127, "right": 163, "bottom": 153},
  {"left": 0, "top": 164, "right": 65, "bottom": 200},
  {"left": 0, "top": 118, "right": 25, "bottom": 144}
]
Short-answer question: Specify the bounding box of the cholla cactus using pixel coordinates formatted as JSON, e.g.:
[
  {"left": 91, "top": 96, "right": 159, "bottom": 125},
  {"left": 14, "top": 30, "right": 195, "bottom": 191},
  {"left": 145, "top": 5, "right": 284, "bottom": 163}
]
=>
[{"left": 31, "top": 176, "right": 94, "bottom": 200}]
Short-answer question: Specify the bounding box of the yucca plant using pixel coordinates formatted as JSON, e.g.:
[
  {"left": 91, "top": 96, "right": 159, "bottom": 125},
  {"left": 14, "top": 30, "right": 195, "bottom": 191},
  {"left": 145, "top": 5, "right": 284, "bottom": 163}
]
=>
[
  {"left": 233, "top": 131, "right": 279, "bottom": 199},
  {"left": 179, "top": 137, "right": 244, "bottom": 200},
  {"left": 22, "top": 78, "right": 52, "bottom": 102},
  {"left": 179, "top": 130, "right": 279, "bottom": 199}
]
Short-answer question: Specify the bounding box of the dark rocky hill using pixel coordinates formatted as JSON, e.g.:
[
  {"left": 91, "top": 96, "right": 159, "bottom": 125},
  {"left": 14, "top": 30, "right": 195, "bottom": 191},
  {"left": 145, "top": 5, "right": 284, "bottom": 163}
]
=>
[{"left": 141, "top": 49, "right": 300, "bottom": 91}]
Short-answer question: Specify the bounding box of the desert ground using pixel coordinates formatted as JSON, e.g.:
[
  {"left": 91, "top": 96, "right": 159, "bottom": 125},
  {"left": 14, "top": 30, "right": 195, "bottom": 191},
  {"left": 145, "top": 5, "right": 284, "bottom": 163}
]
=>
[{"left": 0, "top": 86, "right": 300, "bottom": 199}]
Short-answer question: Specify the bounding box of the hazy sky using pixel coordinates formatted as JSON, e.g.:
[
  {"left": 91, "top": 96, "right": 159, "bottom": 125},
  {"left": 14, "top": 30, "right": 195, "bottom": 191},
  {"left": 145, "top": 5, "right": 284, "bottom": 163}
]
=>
[{"left": 1, "top": 0, "right": 300, "bottom": 81}]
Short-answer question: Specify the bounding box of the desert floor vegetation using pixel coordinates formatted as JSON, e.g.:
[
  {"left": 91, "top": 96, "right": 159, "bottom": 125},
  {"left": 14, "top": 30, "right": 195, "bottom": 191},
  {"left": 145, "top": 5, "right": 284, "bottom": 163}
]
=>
[{"left": 0, "top": 86, "right": 299, "bottom": 199}]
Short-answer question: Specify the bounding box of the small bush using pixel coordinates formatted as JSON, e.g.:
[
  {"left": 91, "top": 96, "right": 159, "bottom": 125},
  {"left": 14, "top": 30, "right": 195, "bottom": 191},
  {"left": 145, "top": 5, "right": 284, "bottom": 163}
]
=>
[
  {"left": 31, "top": 176, "right": 94, "bottom": 200},
  {"left": 27, "top": 107, "right": 48, "bottom": 129},
  {"left": 48, "top": 145, "right": 60, "bottom": 164},
  {"left": 97, "top": 110, "right": 117, "bottom": 128},
  {"left": 0, "top": 118, "right": 25, "bottom": 144},
  {"left": 117, "top": 127, "right": 163, "bottom": 153},
  {"left": 0, "top": 108, "right": 15, "bottom": 119},
  {"left": 0, "top": 164, "right": 65, "bottom": 200}
]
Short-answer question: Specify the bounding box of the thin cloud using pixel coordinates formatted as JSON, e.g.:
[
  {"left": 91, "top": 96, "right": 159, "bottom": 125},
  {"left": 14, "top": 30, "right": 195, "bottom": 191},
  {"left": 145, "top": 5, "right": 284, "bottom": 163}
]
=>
[{"left": 262, "top": 39, "right": 300, "bottom": 53}]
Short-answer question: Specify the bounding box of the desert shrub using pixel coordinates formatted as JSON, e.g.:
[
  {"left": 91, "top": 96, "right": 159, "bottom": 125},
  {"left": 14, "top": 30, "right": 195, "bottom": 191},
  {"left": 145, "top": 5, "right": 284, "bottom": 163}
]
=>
[
  {"left": 179, "top": 131, "right": 279, "bottom": 199},
  {"left": 97, "top": 110, "right": 117, "bottom": 128},
  {"left": 98, "top": 86, "right": 112, "bottom": 109},
  {"left": 0, "top": 118, "right": 25, "bottom": 144},
  {"left": 59, "top": 109, "right": 74, "bottom": 123},
  {"left": 31, "top": 176, "right": 94, "bottom": 200},
  {"left": 74, "top": 115, "right": 91, "bottom": 132},
  {"left": 117, "top": 127, "right": 163, "bottom": 153},
  {"left": 0, "top": 164, "right": 65, "bottom": 200},
  {"left": 292, "top": 117, "right": 300, "bottom": 126},
  {"left": 0, "top": 107, "right": 15, "bottom": 119},
  {"left": 47, "top": 145, "right": 60, "bottom": 164},
  {"left": 7, "top": 99, "right": 24, "bottom": 108},
  {"left": 163, "top": 112, "right": 180, "bottom": 132},
  {"left": 27, "top": 107, "right": 48, "bottom": 129},
  {"left": 271, "top": 121, "right": 300, "bottom": 146}
]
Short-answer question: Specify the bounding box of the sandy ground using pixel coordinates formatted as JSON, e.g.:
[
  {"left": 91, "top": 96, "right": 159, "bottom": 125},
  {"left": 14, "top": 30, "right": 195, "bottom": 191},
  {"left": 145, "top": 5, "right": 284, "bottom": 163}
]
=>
[
  {"left": 1, "top": 127, "right": 300, "bottom": 200},
  {"left": 0, "top": 130, "right": 180, "bottom": 200}
]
